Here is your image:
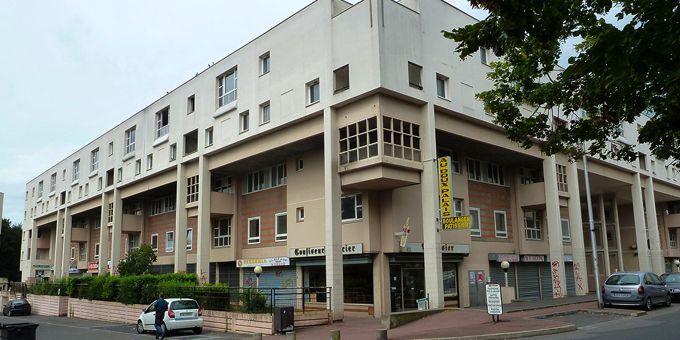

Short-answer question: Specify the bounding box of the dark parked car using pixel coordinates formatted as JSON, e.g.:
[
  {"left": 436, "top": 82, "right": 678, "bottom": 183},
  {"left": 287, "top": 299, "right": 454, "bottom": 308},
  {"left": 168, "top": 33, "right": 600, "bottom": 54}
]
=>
[
  {"left": 2, "top": 298, "right": 31, "bottom": 316},
  {"left": 660, "top": 272, "right": 680, "bottom": 300},
  {"left": 602, "top": 272, "right": 671, "bottom": 310}
]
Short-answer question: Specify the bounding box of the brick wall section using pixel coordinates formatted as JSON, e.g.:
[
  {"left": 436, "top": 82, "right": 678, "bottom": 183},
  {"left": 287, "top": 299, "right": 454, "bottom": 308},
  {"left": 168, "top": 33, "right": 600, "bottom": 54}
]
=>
[
  {"left": 468, "top": 181, "right": 513, "bottom": 240},
  {"left": 146, "top": 212, "right": 176, "bottom": 255},
  {"left": 239, "top": 186, "right": 287, "bottom": 249}
]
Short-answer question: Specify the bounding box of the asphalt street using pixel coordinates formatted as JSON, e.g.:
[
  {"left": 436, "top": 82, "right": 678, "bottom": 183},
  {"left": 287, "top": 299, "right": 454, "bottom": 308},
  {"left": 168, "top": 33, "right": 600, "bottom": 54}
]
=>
[
  {"left": 0, "top": 314, "right": 248, "bottom": 340},
  {"left": 527, "top": 303, "right": 680, "bottom": 340}
]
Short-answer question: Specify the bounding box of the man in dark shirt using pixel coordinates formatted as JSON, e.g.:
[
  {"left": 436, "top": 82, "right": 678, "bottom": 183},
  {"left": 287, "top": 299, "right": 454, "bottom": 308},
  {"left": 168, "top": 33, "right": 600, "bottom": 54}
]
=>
[{"left": 154, "top": 292, "right": 169, "bottom": 339}]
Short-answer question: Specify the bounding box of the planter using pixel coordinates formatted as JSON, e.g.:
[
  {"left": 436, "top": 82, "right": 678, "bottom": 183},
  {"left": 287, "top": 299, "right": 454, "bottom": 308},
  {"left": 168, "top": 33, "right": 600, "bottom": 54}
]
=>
[
  {"left": 26, "top": 294, "right": 69, "bottom": 316},
  {"left": 226, "top": 312, "right": 274, "bottom": 334}
]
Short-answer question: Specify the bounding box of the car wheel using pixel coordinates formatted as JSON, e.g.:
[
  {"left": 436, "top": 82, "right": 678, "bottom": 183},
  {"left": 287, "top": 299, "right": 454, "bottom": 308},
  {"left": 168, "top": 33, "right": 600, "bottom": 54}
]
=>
[
  {"left": 193, "top": 327, "right": 203, "bottom": 334},
  {"left": 645, "top": 297, "right": 653, "bottom": 311},
  {"left": 665, "top": 294, "right": 672, "bottom": 307},
  {"left": 136, "top": 320, "right": 145, "bottom": 334}
]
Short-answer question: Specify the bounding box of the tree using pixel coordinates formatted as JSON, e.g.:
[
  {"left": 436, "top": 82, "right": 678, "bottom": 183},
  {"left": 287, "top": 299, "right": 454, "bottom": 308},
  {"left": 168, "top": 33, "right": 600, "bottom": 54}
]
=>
[
  {"left": 443, "top": 0, "right": 679, "bottom": 161},
  {"left": 116, "top": 244, "right": 157, "bottom": 276},
  {"left": 0, "top": 219, "right": 22, "bottom": 282}
]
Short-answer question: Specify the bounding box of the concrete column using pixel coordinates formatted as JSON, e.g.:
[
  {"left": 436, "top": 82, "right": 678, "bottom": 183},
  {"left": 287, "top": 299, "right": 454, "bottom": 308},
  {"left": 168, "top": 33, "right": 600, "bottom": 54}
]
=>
[
  {"left": 567, "top": 161, "right": 588, "bottom": 295},
  {"left": 543, "top": 156, "right": 566, "bottom": 298},
  {"left": 60, "top": 207, "right": 72, "bottom": 278},
  {"left": 598, "top": 196, "right": 611, "bottom": 276},
  {"left": 98, "top": 193, "right": 111, "bottom": 275},
  {"left": 632, "top": 173, "right": 652, "bottom": 272},
  {"left": 372, "top": 253, "right": 390, "bottom": 318},
  {"left": 612, "top": 196, "right": 625, "bottom": 271},
  {"left": 53, "top": 209, "right": 64, "bottom": 278},
  {"left": 323, "top": 107, "right": 343, "bottom": 321},
  {"left": 175, "top": 163, "right": 188, "bottom": 273},
  {"left": 30, "top": 224, "right": 38, "bottom": 263},
  {"left": 109, "top": 189, "right": 123, "bottom": 275},
  {"left": 421, "top": 103, "right": 444, "bottom": 308},
  {"left": 644, "top": 176, "right": 664, "bottom": 273},
  {"left": 197, "top": 156, "right": 211, "bottom": 283}
]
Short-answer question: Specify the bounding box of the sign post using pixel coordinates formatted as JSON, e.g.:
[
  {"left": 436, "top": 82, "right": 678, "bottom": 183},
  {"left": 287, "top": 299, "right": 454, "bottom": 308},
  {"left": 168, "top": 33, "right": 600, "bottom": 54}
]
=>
[{"left": 485, "top": 283, "right": 503, "bottom": 323}]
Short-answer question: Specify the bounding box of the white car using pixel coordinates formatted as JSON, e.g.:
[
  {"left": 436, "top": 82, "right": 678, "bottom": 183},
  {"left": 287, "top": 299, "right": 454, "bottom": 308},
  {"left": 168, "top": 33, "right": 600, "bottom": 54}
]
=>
[{"left": 136, "top": 298, "right": 204, "bottom": 335}]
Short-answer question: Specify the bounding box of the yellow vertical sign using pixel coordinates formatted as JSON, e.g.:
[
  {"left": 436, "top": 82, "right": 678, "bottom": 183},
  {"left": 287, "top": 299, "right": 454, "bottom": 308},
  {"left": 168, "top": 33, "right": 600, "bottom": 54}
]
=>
[{"left": 438, "top": 156, "right": 452, "bottom": 218}]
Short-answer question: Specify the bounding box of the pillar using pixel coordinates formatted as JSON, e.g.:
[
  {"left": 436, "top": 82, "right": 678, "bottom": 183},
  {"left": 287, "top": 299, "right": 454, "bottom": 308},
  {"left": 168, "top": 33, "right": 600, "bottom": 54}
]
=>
[
  {"left": 323, "top": 107, "right": 343, "bottom": 321},
  {"left": 632, "top": 173, "right": 651, "bottom": 271},
  {"left": 567, "top": 161, "right": 588, "bottom": 295},
  {"left": 372, "top": 252, "right": 390, "bottom": 318},
  {"left": 98, "top": 193, "right": 110, "bottom": 275},
  {"left": 644, "top": 176, "right": 664, "bottom": 273},
  {"left": 543, "top": 156, "right": 566, "bottom": 298},
  {"left": 53, "top": 209, "right": 64, "bottom": 278},
  {"left": 612, "top": 196, "right": 624, "bottom": 271},
  {"left": 421, "top": 103, "right": 444, "bottom": 308},
  {"left": 598, "top": 195, "right": 611, "bottom": 276},
  {"left": 60, "top": 207, "right": 72, "bottom": 277},
  {"left": 175, "top": 163, "right": 188, "bottom": 273},
  {"left": 110, "top": 189, "right": 123, "bottom": 275},
  {"left": 196, "top": 156, "right": 211, "bottom": 283}
]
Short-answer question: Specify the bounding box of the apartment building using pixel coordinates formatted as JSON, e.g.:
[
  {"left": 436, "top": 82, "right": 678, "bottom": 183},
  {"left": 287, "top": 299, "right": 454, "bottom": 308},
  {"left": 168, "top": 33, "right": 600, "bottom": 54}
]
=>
[{"left": 20, "top": 0, "right": 680, "bottom": 319}]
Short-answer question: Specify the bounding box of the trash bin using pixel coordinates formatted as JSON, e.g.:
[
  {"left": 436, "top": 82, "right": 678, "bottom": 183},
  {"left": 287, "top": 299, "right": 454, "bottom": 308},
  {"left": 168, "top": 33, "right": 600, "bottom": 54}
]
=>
[
  {"left": 0, "top": 323, "right": 39, "bottom": 340},
  {"left": 416, "top": 298, "right": 429, "bottom": 311}
]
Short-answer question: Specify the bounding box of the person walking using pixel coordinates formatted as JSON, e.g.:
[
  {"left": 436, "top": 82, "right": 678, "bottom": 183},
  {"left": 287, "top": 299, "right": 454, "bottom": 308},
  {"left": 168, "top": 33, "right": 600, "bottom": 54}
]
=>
[{"left": 154, "top": 292, "right": 169, "bottom": 339}]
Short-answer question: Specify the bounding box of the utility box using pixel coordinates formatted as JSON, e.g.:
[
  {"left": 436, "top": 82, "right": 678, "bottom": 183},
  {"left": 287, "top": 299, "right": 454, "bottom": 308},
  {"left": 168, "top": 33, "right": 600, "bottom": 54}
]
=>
[
  {"left": 273, "top": 306, "right": 294, "bottom": 333},
  {"left": 0, "top": 323, "right": 39, "bottom": 340}
]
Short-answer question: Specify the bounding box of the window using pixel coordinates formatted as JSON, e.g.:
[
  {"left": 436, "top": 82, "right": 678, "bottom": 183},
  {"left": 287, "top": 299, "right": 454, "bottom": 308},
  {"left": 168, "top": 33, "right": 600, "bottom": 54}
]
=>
[
  {"left": 307, "top": 79, "right": 320, "bottom": 104},
  {"left": 383, "top": 116, "right": 421, "bottom": 161},
  {"left": 408, "top": 62, "right": 422, "bottom": 89},
  {"left": 135, "top": 159, "right": 141, "bottom": 175},
  {"left": 169, "top": 144, "right": 177, "bottom": 161},
  {"left": 94, "top": 243, "right": 100, "bottom": 259},
  {"left": 151, "top": 234, "right": 158, "bottom": 251},
  {"left": 487, "top": 163, "right": 505, "bottom": 185},
  {"left": 37, "top": 181, "right": 43, "bottom": 197},
  {"left": 341, "top": 194, "right": 363, "bottom": 221},
  {"left": 108, "top": 142, "right": 114, "bottom": 156},
  {"left": 94, "top": 219, "right": 100, "bottom": 229},
  {"left": 70, "top": 246, "right": 75, "bottom": 260},
  {"left": 155, "top": 107, "right": 169, "bottom": 138},
  {"left": 184, "top": 130, "right": 198, "bottom": 155},
  {"left": 97, "top": 177, "right": 102, "bottom": 191},
  {"left": 556, "top": 164, "right": 568, "bottom": 192},
  {"left": 469, "top": 207, "right": 481, "bottom": 237},
  {"left": 339, "top": 116, "right": 379, "bottom": 165},
  {"left": 452, "top": 199, "right": 464, "bottom": 217},
  {"left": 296, "top": 207, "right": 305, "bottom": 222},
  {"left": 561, "top": 219, "right": 571, "bottom": 241},
  {"left": 651, "top": 159, "right": 656, "bottom": 175},
  {"left": 79, "top": 243, "right": 86, "bottom": 261},
  {"left": 124, "top": 126, "right": 136, "bottom": 154},
  {"left": 436, "top": 74, "right": 449, "bottom": 99},
  {"left": 480, "top": 47, "right": 488, "bottom": 65},
  {"left": 117, "top": 168, "right": 122, "bottom": 182},
  {"left": 166, "top": 230, "right": 175, "bottom": 252},
  {"left": 468, "top": 159, "right": 482, "bottom": 181},
  {"left": 248, "top": 217, "right": 260, "bottom": 244},
  {"left": 670, "top": 229, "right": 678, "bottom": 249},
  {"left": 334, "top": 65, "right": 349, "bottom": 92},
  {"left": 186, "top": 228, "right": 193, "bottom": 250},
  {"left": 213, "top": 218, "right": 232, "bottom": 247},
  {"left": 84, "top": 183, "right": 89, "bottom": 196},
  {"left": 638, "top": 152, "right": 647, "bottom": 170},
  {"left": 217, "top": 68, "right": 237, "bottom": 107},
  {"left": 214, "top": 176, "right": 232, "bottom": 193},
  {"left": 275, "top": 213, "right": 287, "bottom": 241},
  {"left": 50, "top": 173, "right": 56, "bottom": 193},
  {"left": 519, "top": 168, "right": 542, "bottom": 184},
  {"left": 494, "top": 210, "right": 507, "bottom": 238},
  {"left": 271, "top": 163, "right": 287, "bottom": 187},
  {"left": 205, "top": 127, "right": 213, "bottom": 147},
  {"left": 72, "top": 160, "right": 80, "bottom": 181},
  {"left": 243, "top": 163, "right": 287, "bottom": 194},
  {"left": 296, "top": 159, "right": 304, "bottom": 171},
  {"left": 187, "top": 175, "right": 199, "bottom": 203},
  {"left": 187, "top": 95, "right": 195, "bottom": 114},
  {"left": 107, "top": 203, "right": 114, "bottom": 223},
  {"left": 259, "top": 101, "right": 270, "bottom": 125},
  {"left": 259, "top": 52, "right": 270, "bottom": 75},
  {"left": 436, "top": 148, "right": 461, "bottom": 173},
  {"left": 524, "top": 211, "right": 542, "bottom": 240},
  {"left": 239, "top": 111, "right": 249, "bottom": 132},
  {"left": 150, "top": 195, "right": 176, "bottom": 215}
]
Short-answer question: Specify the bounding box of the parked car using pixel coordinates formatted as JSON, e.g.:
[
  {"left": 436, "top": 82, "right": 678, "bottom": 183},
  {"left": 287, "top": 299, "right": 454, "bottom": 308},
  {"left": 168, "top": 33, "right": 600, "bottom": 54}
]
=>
[
  {"left": 2, "top": 298, "right": 31, "bottom": 316},
  {"left": 136, "top": 298, "right": 203, "bottom": 335},
  {"left": 602, "top": 272, "right": 671, "bottom": 310},
  {"left": 660, "top": 272, "right": 680, "bottom": 300}
]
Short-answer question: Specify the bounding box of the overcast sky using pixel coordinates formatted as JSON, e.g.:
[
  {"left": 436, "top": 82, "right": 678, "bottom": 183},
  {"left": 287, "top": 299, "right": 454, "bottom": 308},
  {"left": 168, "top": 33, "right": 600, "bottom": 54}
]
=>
[{"left": 0, "top": 0, "right": 534, "bottom": 224}]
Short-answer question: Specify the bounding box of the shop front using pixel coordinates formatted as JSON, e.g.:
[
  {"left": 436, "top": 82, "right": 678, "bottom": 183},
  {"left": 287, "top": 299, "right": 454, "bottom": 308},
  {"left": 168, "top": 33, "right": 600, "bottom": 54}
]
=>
[{"left": 489, "top": 254, "right": 576, "bottom": 301}]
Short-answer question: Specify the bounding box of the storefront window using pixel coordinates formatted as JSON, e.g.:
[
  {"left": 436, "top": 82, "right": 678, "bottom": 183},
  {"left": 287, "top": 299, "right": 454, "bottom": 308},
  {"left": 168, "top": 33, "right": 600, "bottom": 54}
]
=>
[{"left": 443, "top": 263, "right": 458, "bottom": 299}]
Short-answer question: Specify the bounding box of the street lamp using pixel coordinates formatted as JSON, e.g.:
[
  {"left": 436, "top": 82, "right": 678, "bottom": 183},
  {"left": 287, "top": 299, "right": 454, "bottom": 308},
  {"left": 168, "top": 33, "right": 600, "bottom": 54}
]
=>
[
  {"left": 501, "top": 261, "right": 510, "bottom": 287},
  {"left": 254, "top": 266, "right": 263, "bottom": 289},
  {"left": 674, "top": 259, "right": 680, "bottom": 273}
]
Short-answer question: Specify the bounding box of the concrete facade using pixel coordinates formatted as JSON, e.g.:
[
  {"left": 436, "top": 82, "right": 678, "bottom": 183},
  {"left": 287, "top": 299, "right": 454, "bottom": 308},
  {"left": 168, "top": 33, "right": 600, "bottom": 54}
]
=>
[{"left": 20, "top": 0, "right": 680, "bottom": 319}]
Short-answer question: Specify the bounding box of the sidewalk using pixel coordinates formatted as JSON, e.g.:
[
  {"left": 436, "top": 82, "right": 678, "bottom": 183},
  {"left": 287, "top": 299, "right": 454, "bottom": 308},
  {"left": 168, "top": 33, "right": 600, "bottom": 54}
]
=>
[{"left": 267, "top": 295, "right": 615, "bottom": 340}]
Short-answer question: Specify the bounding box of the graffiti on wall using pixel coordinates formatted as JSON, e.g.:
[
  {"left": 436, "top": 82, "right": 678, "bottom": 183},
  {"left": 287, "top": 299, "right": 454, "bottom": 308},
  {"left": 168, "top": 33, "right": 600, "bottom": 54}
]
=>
[
  {"left": 573, "top": 262, "right": 585, "bottom": 292},
  {"left": 551, "top": 260, "right": 563, "bottom": 298}
]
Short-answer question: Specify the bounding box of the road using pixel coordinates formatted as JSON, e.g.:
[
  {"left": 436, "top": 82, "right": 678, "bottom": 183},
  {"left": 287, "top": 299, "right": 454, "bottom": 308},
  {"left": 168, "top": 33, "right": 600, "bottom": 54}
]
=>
[
  {"left": 528, "top": 303, "right": 680, "bottom": 340},
  {"left": 0, "top": 314, "right": 247, "bottom": 340}
]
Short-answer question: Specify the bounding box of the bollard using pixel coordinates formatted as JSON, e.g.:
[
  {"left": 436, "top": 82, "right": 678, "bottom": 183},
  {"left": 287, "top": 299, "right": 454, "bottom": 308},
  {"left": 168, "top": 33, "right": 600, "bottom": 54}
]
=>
[
  {"left": 330, "top": 329, "right": 341, "bottom": 340},
  {"left": 376, "top": 329, "right": 388, "bottom": 340},
  {"left": 251, "top": 333, "right": 262, "bottom": 340},
  {"left": 286, "top": 331, "right": 296, "bottom": 340}
]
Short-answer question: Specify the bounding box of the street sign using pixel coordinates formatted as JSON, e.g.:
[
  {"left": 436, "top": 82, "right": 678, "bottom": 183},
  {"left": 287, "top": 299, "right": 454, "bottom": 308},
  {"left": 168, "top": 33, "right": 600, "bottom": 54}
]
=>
[
  {"left": 442, "top": 215, "right": 471, "bottom": 229},
  {"left": 485, "top": 283, "right": 503, "bottom": 315}
]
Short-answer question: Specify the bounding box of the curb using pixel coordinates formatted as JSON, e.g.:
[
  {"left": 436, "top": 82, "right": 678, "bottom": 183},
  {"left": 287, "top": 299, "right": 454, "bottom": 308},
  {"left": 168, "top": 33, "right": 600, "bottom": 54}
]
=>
[
  {"left": 505, "top": 299, "right": 598, "bottom": 313},
  {"left": 534, "top": 308, "right": 646, "bottom": 319},
  {"left": 417, "top": 324, "right": 577, "bottom": 340}
]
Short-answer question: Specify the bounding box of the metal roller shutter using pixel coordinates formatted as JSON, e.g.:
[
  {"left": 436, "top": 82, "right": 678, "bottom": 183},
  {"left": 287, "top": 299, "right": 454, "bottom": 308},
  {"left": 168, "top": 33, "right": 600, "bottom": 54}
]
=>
[
  {"left": 565, "top": 262, "right": 576, "bottom": 296},
  {"left": 517, "top": 263, "right": 541, "bottom": 300},
  {"left": 490, "top": 262, "right": 517, "bottom": 287},
  {"left": 539, "top": 263, "right": 554, "bottom": 300},
  {"left": 218, "top": 263, "right": 240, "bottom": 287},
  {"left": 243, "top": 267, "right": 297, "bottom": 307}
]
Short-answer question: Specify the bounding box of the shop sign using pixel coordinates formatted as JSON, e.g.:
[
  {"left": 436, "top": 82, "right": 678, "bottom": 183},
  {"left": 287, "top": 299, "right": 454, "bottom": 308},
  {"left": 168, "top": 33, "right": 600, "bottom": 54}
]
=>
[
  {"left": 87, "top": 262, "right": 99, "bottom": 272},
  {"left": 546, "top": 255, "right": 573, "bottom": 262},
  {"left": 402, "top": 243, "right": 470, "bottom": 254},
  {"left": 521, "top": 255, "right": 546, "bottom": 262},
  {"left": 32, "top": 264, "right": 53, "bottom": 270},
  {"left": 489, "top": 253, "right": 520, "bottom": 262},
  {"left": 438, "top": 156, "right": 453, "bottom": 218},
  {"left": 485, "top": 283, "right": 503, "bottom": 315},
  {"left": 442, "top": 215, "right": 471, "bottom": 230},
  {"left": 236, "top": 257, "right": 290, "bottom": 268},
  {"left": 289, "top": 243, "right": 363, "bottom": 258}
]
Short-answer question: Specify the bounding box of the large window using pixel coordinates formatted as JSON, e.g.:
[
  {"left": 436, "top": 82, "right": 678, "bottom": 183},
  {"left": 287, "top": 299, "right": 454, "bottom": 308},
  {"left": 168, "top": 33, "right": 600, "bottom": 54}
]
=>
[
  {"left": 524, "top": 211, "right": 542, "bottom": 240},
  {"left": 248, "top": 217, "right": 260, "bottom": 244},
  {"left": 494, "top": 210, "right": 508, "bottom": 238},
  {"left": 468, "top": 159, "right": 481, "bottom": 181},
  {"left": 91, "top": 148, "right": 99, "bottom": 172},
  {"left": 383, "top": 116, "right": 421, "bottom": 161},
  {"left": 556, "top": 164, "right": 568, "bottom": 192},
  {"left": 469, "top": 207, "right": 481, "bottom": 237},
  {"left": 487, "top": 163, "right": 506, "bottom": 185},
  {"left": 107, "top": 203, "right": 114, "bottom": 223},
  {"left": 339, "top": 117, "right": 378, "bottom": 165},
  {"left": 166, "top": 231, "right": 174, "bottom": 252},
  {"left": 561, "top": 219, "right": 571, "bottom": 241},
  {"left": 155, "top": 107, "right": 169, "bottom": 138},
  {"left": 275, "top": 213, "right": 287, "bottom": 242},
  {"left": 341, "top": 194, "right": 363, "bottom": 221},
  {"left": 217, "top": 68, "right": 237, "bottom": 107},
  {"left": 468, "top": 158, "right": 507, "bottom": 186},
  {"left": 124, "top": 126, "right": 136, "bottom": 154},
  {"left": 150, "top": 195, "right": 176, "bottom": 216},
  {"left": 243, "top": 163, "right": 287, "bottom": 194},
  {"left": 187, "top": 175, "right": 199, "bottom": 203},
  {"left": 214, "top": 176, "right": 232, "bottom": 193},
  {"left": 213, "top": 218, "right": 232, "bottom": 247}
]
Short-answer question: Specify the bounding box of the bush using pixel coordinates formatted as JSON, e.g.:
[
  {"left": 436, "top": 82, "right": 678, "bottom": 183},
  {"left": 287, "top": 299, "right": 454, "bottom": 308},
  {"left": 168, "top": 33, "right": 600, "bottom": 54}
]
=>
[
  {"left": 239, "top": 288, "right": 268, "bottom": 313},
  {"left": 117, "top": 244, "right": 157, "bottom": 276},
  {"left": 118, "top": 273, "right": 198, "bottom": 305},
  {"left": 29, "top": 279, "right": 67, "bottom": 296}
]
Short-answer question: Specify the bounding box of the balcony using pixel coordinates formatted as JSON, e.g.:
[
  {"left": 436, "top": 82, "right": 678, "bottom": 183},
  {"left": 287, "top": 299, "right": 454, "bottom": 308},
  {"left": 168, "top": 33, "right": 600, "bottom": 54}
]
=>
[
  {"left": 36, "top": 236, "right": 51, "bottom": 249},
  {"left": 518, "top": 182, "right": 546, "bottom": 208},
  {"left": 340, "top": 159, "right": 421, "bottom": 190},
  {"left": 122, "top": 214, "right": 142, "bottom": 232},
  {"left": 211, "top": 191, "right": 235, "bottom": 215},
  {"left": 665, "top": 213, "right": 680, "bottom": 228},
  {"left": 71, "top": 228, "right": 89, "bottom": 242}
]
